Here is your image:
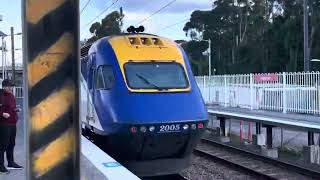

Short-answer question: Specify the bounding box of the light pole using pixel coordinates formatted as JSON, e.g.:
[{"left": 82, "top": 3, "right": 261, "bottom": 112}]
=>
[
  {"left": 4, "top": 41, "right": 7, "bottom": 79},
  {"left": 0, "top": 31, "right": 7, "bottom": 80},
  {"left": 0, "top": 30, "right": 22, "bottom": 81},
  {"left": 311, "top": 58, "right": 320, "bottom": 145},
  {"left": 303, "top": 0, "right": 310, "bottom": 71},
  {"left": 10, "top": 27, "right": 22, "bottom": 84},
  {"left": 0, "top": 15, "right": 4, "bottom": 79},
  {"left": 202, "top": 39, "right": 212, "bottom": 77}
]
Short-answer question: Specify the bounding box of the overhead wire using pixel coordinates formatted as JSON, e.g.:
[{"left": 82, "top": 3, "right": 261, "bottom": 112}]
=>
[
  {"left": 136, "top": 0, "right": 177, "bottom": 25},
  {"left": 83, "top": 0, "right": 120, "bottom": 28},
  {"left": 80, "top": 0, "right": 92, "bottom": 14},
  {"left": 0, "top": 20, "right": 11, "bottom": 34},
  {"left": 154, "top": 18, "right": 189, "bottom": 34}
]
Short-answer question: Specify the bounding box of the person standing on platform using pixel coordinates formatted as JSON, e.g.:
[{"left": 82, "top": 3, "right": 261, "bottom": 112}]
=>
[{"left": 0, "top": 79, "right": 23, "bottom": 174}]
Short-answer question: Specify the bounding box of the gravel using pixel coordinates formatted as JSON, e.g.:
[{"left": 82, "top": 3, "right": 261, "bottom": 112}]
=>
[{"left": 181, "top": 155, "right": 259, "bottom": 180}]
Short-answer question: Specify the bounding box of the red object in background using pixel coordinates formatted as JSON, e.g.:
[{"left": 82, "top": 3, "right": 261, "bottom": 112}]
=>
[
  {"left": 198, "top": 123, "right": 204, "bottom": 129},
  {"left": 240, "top": 120, "right": 243, "bottom": 141},
  {"left": 254, "top": 74, "right": 279, "bottom": 82},
  {"left": 248, "top": 122, "right": 252, "bottom": 142},
  {"left": 130, "top": 127, "right": 137, "bottom": 133}
]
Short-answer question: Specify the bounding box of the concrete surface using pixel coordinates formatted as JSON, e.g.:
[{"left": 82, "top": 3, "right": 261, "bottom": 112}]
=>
[
  {"left": 208, "top": 105, "right": 320, "bottom": 132},
  {"left": 0, "top": 110, "right": 25, "bottom": 180},
  {"left": 209, "top": 116, "right": 320, "bottom": 151},
  {"left": 252, "top": 134, "right": 266, "bottom": 146},
  {"left": 219, "top": 136, "right": 231, "bottom": 143},
  {"left": 261, "top": 147, "right": 279, "bottom": 158},
  {"left": 303, "top": 145, "right": 320, "bottom": 164},
  {"left": 0, "top": 100, "right": 107, "bottom": 180}
]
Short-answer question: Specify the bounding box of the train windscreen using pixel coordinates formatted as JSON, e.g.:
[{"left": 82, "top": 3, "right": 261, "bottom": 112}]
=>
[{"left": 124, "top": 62, "right": 189, "bottom": 90}]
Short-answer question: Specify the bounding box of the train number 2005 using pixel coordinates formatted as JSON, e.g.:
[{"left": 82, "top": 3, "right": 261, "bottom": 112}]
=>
[{"left": 159, "top": 124, "right": 181, "bottom": 132}]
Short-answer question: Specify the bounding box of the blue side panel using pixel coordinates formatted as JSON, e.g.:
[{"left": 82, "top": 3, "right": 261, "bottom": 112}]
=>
[
  {"left": 86, "top": 39, "right": 208, "bottom": 134},
  {"left": 91, "top": 40, "right": 124, "bottom": 131},
  {"left": 178, "top": 44, "right": 208, "bottom": 110}
]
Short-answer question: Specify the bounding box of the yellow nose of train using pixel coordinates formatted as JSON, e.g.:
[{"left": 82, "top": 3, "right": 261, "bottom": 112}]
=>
[{"left": 108, "top": 33, "right": 191, "bottom": 92}]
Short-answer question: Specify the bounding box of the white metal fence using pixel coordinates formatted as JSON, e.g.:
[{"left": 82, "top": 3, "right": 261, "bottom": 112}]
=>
[
  {"left": 196, "top": 72, "right": 320, "bottom": 115},
  {"left": 14, "top": 87, "right": 23, "bottom": 99},
  {"left": 0, "top": 79, "right": 23, "bottom": 98}
]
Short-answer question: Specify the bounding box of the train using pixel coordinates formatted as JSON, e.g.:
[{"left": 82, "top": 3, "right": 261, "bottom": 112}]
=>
[{"left": 80, "top": 29, "right": 208, "bottom": 176}]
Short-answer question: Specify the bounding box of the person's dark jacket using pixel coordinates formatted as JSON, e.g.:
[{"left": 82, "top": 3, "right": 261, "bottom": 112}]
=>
[{"left": 0, "top": 90, "right": 18, "bottom": 125}]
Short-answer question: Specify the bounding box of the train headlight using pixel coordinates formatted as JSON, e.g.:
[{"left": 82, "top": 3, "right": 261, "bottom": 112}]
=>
[
  {"left": 191, "top": 124, "right": 197, "bottom": 130},
  {"left": 140, "top": 126, "right": 147, "bottom": 133},
  {"left": 183, "top": 124, "right": 189, "bottom": 130},
  {"left": 149, "top": 126, "right": 155, "bottom": 132}
]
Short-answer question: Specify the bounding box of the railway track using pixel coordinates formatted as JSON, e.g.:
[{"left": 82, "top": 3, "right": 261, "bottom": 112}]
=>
[
  {"left": 142, "top": 174, "right": 188, "bottom": 180},
  {"left": 195, "top": 138, "right": 318, "bottom": 180},
  {"left": 83, "top": 135, "right": 188, "bottom": 180}
]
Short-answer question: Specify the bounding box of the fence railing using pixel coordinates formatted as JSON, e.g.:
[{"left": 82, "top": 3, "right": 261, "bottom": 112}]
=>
[
  {"left": 14, "top": 87, "right": 23, "bottom": 99},
  {"left": 195, "top": 72, "right": 320, "bottom": 115}
]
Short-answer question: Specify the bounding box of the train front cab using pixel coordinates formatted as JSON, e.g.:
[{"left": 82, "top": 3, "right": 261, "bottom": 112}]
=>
[{"left": 83, "top": 35, "right": 209, "bottom": 176}]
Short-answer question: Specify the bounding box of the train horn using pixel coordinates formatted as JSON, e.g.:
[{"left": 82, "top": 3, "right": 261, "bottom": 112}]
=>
[{"left": 127, "top": 26, "right": 145, "bottom": 33}]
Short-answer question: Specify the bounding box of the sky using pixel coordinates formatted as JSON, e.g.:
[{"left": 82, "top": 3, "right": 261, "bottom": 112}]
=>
[{"left": 0, "top": 0, "right": 213, "bottom": 65}]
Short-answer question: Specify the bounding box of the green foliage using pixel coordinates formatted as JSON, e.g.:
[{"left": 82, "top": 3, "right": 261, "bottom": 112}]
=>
[
  {"left": 183, "top": 0, "right": 320, "bottom": 75},
  {"left": 180, "top": 40, "right": 209, "bottom": 76},
  {"left": 87, "top": 11, "right": 124, "bottom": 43},
  {"left": 278, "top": 146, "right": 302, "bottom": 158}
]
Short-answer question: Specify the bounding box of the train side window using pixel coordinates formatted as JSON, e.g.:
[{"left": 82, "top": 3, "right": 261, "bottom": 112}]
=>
[
  {"left": 88, "top": 54, "right": 96, "bottom": 90},
  {"left": 95, "top": 65, "right": 115, "bottom": 90}
]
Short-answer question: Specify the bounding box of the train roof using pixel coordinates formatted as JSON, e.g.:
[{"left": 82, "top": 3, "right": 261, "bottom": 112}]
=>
[{"left": 80, "top": 33, "right": 177, "bottom": 58}]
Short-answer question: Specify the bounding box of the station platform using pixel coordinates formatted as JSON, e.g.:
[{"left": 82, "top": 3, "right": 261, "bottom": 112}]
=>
[
  {"left": 1, "top": 100, "right": 140, "bottom": 180},
  {"left": 208, "top": 105, "right": 320, "bottom": 132},
  {"left": 0, "top": 122, "right": 109, "bottom": 180}
]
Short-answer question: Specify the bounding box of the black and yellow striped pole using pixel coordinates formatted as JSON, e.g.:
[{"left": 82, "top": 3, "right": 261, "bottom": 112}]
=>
[{"left": 22, "top": 0, "right": 80, "bottom": 179}]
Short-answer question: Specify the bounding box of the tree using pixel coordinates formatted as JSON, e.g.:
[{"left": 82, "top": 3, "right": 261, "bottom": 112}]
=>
[
  {"left": 180, "top": 40, "right": 209, "bottom": 76},
  {"left": 182, "top": 0, "right": 320, "bottom": 75},
  {"left": 309, "top": 0, "right": 320, "bottom": 70},
  {"left": 87, "top": 11, "right": 124, "bottom": 43}
]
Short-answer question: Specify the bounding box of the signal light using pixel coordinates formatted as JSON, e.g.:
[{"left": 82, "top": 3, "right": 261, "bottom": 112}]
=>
[
  {"left": 129, "top": 38, "right": 136, "bottom": 44},
  {"left": 140, "top": 126, "right": 147, "bottom": 133},
  {"left": 130, "top": 127, "right": 137, "bottom": 133},
  {"left": 183, "top": 124, "right": 189, "bottom": 130},
  {"left": 191, "top": 124, "right": 197, "bottom": 130},
  {"left": 149, "top": 126, "right": 155, "bottom": 132},
  {"left": 198, "top": 123, "right": 204, "bottom": 129}
]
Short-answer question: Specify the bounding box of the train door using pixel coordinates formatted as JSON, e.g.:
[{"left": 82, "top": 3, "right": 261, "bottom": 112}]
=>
[
  {"left": 80, "top": 56, "right": 90, "bottom": 126},
  {"left": 87, "top": 53, "right": 96, "bottom": 124},
  {"left": 91, "top": 65, "right": 115, "bottom": 132}
]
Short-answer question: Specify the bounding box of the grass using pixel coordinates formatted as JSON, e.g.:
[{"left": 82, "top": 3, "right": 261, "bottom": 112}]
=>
[{"left": 278, "top": 146, "right": 302, "bottom": 158}]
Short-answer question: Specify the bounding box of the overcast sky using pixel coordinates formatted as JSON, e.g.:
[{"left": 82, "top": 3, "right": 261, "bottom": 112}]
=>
[
  {"left": 0, "top": 0, "right": 212, "bottom": 65},
  {"left": 80, "top": 0, "right": 212, "bottom": 39}
]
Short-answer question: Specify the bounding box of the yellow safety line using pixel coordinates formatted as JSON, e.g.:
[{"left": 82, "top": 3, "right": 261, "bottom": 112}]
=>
[
  {"left": 26, "top": 0, "right": 67, "bottom": 24},
  {"left": 28, "top": 33, "right": 73, "bottom": 88},
  {"left": 30, "top": 82, "right": 75, "bottom": 132},
  {"left": 33, "top": 128, "right": 76, "bottom": 178}
]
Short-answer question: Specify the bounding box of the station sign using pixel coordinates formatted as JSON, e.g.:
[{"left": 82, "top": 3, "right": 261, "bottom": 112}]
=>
[
  {"left": 103, "top": 162, "right": 122, "bottom": 168},
  {"left": 254, "top": 74, "right": 279, "bottom": 82}
]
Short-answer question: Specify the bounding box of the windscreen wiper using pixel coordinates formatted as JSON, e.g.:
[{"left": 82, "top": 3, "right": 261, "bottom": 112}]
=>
[{"left": 135, "top": 73, "right": 163, "bottom": 90}]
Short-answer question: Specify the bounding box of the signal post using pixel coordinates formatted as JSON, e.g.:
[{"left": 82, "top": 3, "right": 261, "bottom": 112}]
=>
[{"left": 23, "top": 0, "right": 80, "bottom": 179}]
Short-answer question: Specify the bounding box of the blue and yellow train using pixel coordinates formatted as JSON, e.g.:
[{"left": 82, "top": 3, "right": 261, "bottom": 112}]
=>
[{"left": 80, "top": 31, "right": 208, "bottom": 176}]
